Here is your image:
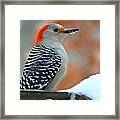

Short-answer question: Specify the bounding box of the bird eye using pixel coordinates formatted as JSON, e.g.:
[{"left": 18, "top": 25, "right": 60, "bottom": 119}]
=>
[{"left": 53, "top": 28, "right": 58, "bottom": 32}]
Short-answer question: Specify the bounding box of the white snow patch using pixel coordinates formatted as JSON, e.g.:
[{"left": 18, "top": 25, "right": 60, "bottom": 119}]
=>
[{"left": 59, "top": 74, "right": 100, "bottom": 100}]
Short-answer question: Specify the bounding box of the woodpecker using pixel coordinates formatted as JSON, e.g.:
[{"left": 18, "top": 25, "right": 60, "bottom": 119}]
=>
[{"left": 20, "top": 23, "right": 79, "bottom": 90}]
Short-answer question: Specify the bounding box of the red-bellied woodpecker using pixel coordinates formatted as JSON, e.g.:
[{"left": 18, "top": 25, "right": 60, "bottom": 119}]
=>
[{"left": 20, "top": 23, "right": 79, "bottom": 90}]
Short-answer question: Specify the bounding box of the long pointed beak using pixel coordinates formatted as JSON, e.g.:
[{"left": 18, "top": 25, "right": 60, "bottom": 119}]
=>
[{"left": 63, "top": 28, "right": 79, "bottom": 34}]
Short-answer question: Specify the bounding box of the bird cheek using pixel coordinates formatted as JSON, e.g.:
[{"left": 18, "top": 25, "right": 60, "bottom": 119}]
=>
[
  {"left": 52, "top": 32, "right": 58, "bottom": 35},
  {"left": 57, "top": 33, "right": 65, "bottom": 41}
]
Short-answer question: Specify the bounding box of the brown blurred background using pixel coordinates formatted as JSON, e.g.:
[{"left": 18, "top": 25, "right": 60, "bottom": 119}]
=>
[{"left": 20, "top": 20, "right": 100, "bottom": 90}]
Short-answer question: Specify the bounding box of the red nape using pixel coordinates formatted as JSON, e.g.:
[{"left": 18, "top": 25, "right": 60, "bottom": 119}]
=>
[{"left": 35, "top": 24, "right": 48, "bottom": 45}]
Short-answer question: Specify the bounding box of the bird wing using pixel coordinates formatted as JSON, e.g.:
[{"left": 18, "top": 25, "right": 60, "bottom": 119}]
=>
[{"left": 20, "top": 44, "right": 62, "bottom": 90}]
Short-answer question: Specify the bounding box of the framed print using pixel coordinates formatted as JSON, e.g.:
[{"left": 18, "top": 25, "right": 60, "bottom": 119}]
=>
[{"left": 0, "top": 0, "right": 119, "bottom": 119}]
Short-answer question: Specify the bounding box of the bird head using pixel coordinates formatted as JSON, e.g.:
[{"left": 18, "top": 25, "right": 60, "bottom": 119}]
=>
[{"left": 34, "top": 23, "right": 79, "bottom": 45}]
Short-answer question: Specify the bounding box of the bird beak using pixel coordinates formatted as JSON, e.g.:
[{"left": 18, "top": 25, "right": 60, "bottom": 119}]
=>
[{"left": 63, "top": 28, "right": 79, "bottom": 34}]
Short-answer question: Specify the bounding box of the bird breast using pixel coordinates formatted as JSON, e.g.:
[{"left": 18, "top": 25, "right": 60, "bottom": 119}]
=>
[
  {"left": 53, "top": 43, "right": 68, "bottom": 78},
  {"left": 53, "top": 43, "right": 68, "bottom": 66}
]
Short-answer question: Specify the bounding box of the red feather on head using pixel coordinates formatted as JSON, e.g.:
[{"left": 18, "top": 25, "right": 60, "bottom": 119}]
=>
[{"left": 34, "top": 24, "right": 48, "bottom": 46}]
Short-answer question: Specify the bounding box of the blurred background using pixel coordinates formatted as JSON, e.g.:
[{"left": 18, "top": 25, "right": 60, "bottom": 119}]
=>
[{"left": 20, "top": 20, "right": 100, "bottom": 90}]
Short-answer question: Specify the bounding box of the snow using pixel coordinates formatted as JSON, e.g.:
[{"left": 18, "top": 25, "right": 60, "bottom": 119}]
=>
[{"left": 59, "top": 74, "right": 100, "bottom": 100}]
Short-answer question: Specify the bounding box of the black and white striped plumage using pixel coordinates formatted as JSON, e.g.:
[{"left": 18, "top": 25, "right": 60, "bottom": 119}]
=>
[
  {"left": 20, "top": 44, "right": 61, "bottom": 90},
  {"left": 20, "top": 23, "right": 79, "bottom": 90}
]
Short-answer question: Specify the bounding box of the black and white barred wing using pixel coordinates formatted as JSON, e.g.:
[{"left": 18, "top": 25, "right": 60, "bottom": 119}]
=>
[{"left": 20, "top": 45, "right": 61, "bottom": 90}]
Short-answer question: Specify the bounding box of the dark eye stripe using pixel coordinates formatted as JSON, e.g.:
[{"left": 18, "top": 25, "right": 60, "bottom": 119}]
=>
[{"left": 53, "top": 28, "right": 58, "bottom": 32}]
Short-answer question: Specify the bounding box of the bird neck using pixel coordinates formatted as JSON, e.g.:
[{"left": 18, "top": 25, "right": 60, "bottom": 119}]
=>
[
  {"left": 42, "top": 40, "right": 61, "bottom": 47},
  {"left": 42, "top": 37, "right": 61, "bottom": 46},
  {"left": 42, "top": 39, "right": 67, "bottom": 55},
  {"left": 41, "top": 38, "right": 68, "bottom": 60}
]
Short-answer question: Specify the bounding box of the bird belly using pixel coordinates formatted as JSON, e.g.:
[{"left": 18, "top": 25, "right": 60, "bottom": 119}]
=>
[
  {"left": 45, "top": 46, "right": 68, "bottom": 90},
  {"left": 45, "top": 61, "right": 68, "bottom": 90}
]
